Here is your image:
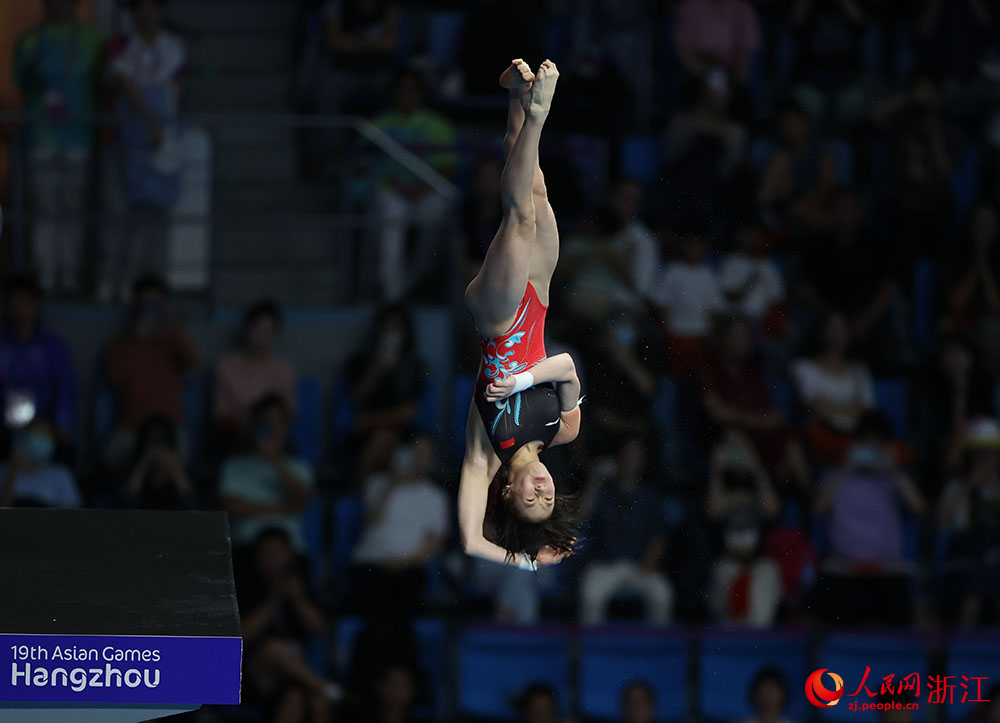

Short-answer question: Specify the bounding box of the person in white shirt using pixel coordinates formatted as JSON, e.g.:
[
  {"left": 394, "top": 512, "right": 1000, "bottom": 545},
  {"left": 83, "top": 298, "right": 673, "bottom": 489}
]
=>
[
  {"left": 610, "top": 179, "right": 662, "bottom": 300},
  {"left": 651, "top": 231, "right": 725, "bottom": 377},
  {"left": 719, "top": 225, "right": 784, "bottom": 323},
  {"left": 351, "top": 433, "right": 449, "bottom": 614},
  {"left": 101, "top": 0, "right": 187, "bottom": 300},
  {"left": 792, "top": 312, "right": 875, "bottom": 465}
]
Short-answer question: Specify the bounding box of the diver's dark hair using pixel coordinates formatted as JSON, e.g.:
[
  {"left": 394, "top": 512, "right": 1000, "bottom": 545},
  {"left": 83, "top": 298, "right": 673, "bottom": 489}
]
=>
[{"left": 485, "top": 463, "right": 580, "bottom": 562}]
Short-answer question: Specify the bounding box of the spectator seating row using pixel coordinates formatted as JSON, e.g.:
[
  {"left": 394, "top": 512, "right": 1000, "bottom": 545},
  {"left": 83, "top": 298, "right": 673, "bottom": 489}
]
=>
[
  {"left": 318, "top": 622, "right": 1000, "bottom": 722},
  {"left": 359, "top": 11, "right": 921, "bottom": 115},
  {"left": 621, "top": 132, "right": 990, "bottom": 229},
  {"left": 92, "top": 356, "right": 1000, "bottom": 499},
  {"left": 92, "top": 374, "right": 324, "bottom": 467},
  {"left": 92, "top": 369, "right": 442, "bottom": 471}
]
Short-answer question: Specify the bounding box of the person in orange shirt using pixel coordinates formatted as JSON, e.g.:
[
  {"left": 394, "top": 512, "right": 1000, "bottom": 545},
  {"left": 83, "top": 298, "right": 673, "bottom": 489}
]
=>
[{"left": 105, "top": 275, "right": 200, "bottom": 475}]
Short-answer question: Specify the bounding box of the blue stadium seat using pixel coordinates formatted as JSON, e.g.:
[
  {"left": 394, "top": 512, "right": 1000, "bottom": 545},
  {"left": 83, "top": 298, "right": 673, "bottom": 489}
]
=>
[
  {"left": 458, "top": 626, "right": 571, "bottom": 720},
  {"left": 329, "top": 374, "right": 357, "bottom": 454},
  {"left": 869, "top": 140, "right": 888, "bottom": 191},
  {"left": 92, "top": 377, "right": 116, "bottom": 452},
  {"left": 952, "top": 147, "right": 979, "bottom": 224},
  {"left": 580, "top": 629, "right": 689, "bottom": 721},
  {"left": 862, "top": 24, "right": 883, "bottom": 78},
  {"left": 817, "top": 633, "right": 929, "bottom": 722},
  {"left": 775, "top": 26, "right": 797, "bottom": 89},
  {"left": 768, "top": 374, "right": 793, "bottom": 420},
  {"left": 307, "top": 636, "right": 328, "bottom": 677},
  {"left": 413, "top": 618, "right": 449, "bottom": 718},
  {"left": 291, "top": 376, "right": 322, "bottom": 466},
  {"left": 621, "top": 136, "right": 663, "bottom": 185},
  {"left": 901, "top": 515, "right": 918, "bottom": 561},
  {"left": 451, "top": 374, "right": 476, "bottom": 463},
  {"left": 659, "top": 19, "right": 681, "bottom": 109},
  {"left": 698, "top": 630, "right": 808, "bottom": 722},
  {"left": 332, "top": 495, "right": 363, "bottom": 593},
  {"left": 333, "top": 616, "right": 365, "bottom": 675},
  {"left": 651, "top": 375, "right": 678, "bottom": 471},
  {"left": 824, "top": 139, "right": 855, "bottom": 186},
  {"left": 180, "top": 372, "right": 207, "bottom": 465},
  {"left": 544, "top": 18, "right": 571, "bottom": 62},
  {"left": 564, "top": 135, "right": 610, "bottom": 206},
  {"left": 780, "top": 500, "right": 802, "bottom": 528},
  {"left": 301, "top": 496, "right": 326, "bottom": 592},
  {"left": 912, "top": 261, "right": 936, "bottom": 355},
  {"left": 427, "top": 12, "right": 463, "bottom": 69},
  {"left": 416, "top": 373, "right": 440, "bottom": 436},
  {"left": 395, "top": 10, "right": 415, "bottom": 63},
  {"left": 944, "top": 634, "right": 1000, "bottom": 718},
  {"left": 873, "top": 378, "right": 908, "bottom": 440},
  {"left": 893, "top": 25, "right": 915, "bottom": 88},
  {"left": 746, "top": 48, "right": 766, "bottom": 113},
  {"left": 749, "top": 138, "right": 776, "bottom": 172}
]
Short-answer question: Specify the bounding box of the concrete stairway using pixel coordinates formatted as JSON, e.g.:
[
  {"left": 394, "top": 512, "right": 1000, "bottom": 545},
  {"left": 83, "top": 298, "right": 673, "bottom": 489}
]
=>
[{"left": 169, "top": 0, "right": 346, "bottom": 305}]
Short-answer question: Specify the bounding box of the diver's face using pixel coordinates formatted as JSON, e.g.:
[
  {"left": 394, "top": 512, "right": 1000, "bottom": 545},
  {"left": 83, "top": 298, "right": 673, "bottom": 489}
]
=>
[{"left": 506, "top": 462, "right": 555, "bottom": 521}]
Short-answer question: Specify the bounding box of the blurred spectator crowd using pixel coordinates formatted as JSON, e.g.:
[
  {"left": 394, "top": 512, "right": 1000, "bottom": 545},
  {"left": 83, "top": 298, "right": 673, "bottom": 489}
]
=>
[{"left": 5, "top": 0, "right": 1000, "bottom": 721}]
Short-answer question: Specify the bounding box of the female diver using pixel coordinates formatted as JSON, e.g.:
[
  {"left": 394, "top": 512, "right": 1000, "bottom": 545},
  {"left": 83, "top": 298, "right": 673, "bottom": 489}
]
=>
[{"left": 458, "top": 59, "right": 583, "bottom": 571}]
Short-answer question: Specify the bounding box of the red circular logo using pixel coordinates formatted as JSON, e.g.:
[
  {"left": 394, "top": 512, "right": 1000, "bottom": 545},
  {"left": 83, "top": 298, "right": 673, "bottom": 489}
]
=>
[{"left": 805, "top": 669, "right": 845, "bottom": 707}]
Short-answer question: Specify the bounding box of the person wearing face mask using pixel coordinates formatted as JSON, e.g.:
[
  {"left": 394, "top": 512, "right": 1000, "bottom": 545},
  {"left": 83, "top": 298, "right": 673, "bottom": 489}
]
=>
[
  {"left": 214, "top": 299, "right": 297, "bottom": 454},
  {"left": 221, "top": 394, "right": 314, "bottom": 551},
  {"left": 813, "top": 410, "right": 926, "bottom": 625},
  {"left": 581, "top": 306, "right": 657, "bottom": 455},
  {"left": 0, "top": 418, "right": 81, "bottom": 508},
  {"left": 350, "top": 434, "right": 448, "bottom": 616},
  {"left": 105, "top": 275, "right": 200, "bottom": 476},
  {"left": 706, "top": 429, "right": 782, "bottom": 627},
  {"left": 347, "top": 304, "right": 425, "bottom": 490}
]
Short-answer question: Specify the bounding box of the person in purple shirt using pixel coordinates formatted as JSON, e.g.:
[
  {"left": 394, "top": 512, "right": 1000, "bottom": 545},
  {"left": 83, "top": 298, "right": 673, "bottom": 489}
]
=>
[
  {"left": 813, "top": 409, "right": 925, "bottom": 625},
  {"left": 0, "top": 276, "right": 77, "bottom": 440}
]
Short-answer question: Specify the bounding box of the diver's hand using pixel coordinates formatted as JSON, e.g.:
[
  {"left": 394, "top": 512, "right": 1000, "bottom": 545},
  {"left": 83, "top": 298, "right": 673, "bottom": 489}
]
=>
[
  {"left": 535, "top": 541, "right": 575, "bottom": 566},
  {"left": 485, "top": 376, "right": 517, "bottom": 403}
]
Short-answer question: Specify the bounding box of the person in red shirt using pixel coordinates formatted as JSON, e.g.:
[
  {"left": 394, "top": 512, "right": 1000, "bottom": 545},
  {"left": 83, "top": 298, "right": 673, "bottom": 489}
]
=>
[
  {"left": 701, "top": 316, "right": 811, "bottom": 499},
  {"left": 105, "top": 275, "right": 200, "bottom": 474}
]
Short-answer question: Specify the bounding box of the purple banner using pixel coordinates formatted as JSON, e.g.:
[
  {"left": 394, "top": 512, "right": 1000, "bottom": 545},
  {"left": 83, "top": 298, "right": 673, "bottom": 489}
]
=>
[{"left": 0, "top": 634, "right": 241, "bottom": 705}]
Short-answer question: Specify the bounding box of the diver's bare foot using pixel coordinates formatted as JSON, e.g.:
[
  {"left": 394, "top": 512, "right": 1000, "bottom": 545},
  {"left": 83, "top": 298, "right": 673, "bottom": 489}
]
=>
[
  {"left": 500, "top": 59, "right": 534, "bottom": 98},
  {"left": 523, "top": 59, "right": 558, "bottom": 118}
]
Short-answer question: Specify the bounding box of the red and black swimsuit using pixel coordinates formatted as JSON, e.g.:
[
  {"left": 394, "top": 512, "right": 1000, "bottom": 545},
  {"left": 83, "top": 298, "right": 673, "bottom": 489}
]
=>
[{"left": 474, "top": 283, "right": 561, "bottom": 463}]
